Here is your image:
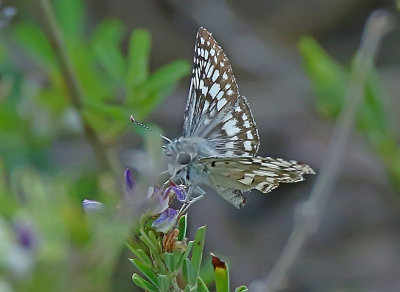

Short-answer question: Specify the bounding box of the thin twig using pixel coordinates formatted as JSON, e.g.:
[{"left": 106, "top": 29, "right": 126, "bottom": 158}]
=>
[
  {"left": 36, "top": 0, "right": 111, "bottom": 171},
  {"left": 253, "top": 10, "right": 394, "bottom": 292}
]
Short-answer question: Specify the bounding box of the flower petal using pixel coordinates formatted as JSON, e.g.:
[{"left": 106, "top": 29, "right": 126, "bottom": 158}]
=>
[
  {"left": 14, "top": 223, "right": 36, "bottom": 250},
  {"left": 124, "top": 168, "right": 135, "bottom": 194},
  {"left": 82, "top": 199, "right": 104, "bottom": 212},
  {"left": 146, "top": 187, "right": 169, "bottom": 216},
  {"left": 163, "top": 185, "right": 187, "bottom": 203},
  {"left": 151, "top": 208, "right": 178, "bottom": 233}
]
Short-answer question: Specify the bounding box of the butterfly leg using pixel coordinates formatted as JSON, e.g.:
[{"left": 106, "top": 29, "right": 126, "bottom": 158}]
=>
[
  {"left": 178, "top": 185, "right": 205, "bottom": 215},
  {"left": 214, "top": 185, "right": 246, "bottom": 209}
]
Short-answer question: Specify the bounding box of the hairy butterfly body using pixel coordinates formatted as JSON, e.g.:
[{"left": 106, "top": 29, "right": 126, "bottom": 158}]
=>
[{"left": 163, "top": 28, "right": 314, "bottom": 208}]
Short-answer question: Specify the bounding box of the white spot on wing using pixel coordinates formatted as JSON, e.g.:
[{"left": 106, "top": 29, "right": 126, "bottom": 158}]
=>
[
  {"left": 222, "top": 119, "right": 240, "bottom": 136},
  {"left": 212, "top": 70, "right": 219, "bottom": 82},
  {"left": 204, "top": 62, "right": 211, "bottom": 74},
  {"left": 239, "top": 176, "right": 253, "bottom": 185},
  {"left": 246, "top": 130, "right": 253, "bottom": 139},
  {"left": 204, "top": 49, "right": 209, "bottom": 59},
  {"left": 217, "top": 98, "right": 228, "bottom": 111},
  {"left": 244, "top": 141, "right": 252, "bottom": 151},
  {"left": 216, "top": 91, "right": 224, "bottom": 100},
  {"left": 202, "top": 100, "right": 210, "bottom": 114},
  {"left": 253, "top": 170, "right": 276, "bottom": 177},
  {"left": 209, "top": 83, "right": 220, "bottom": 98},
  {"left": 200, "top": 80, "right": 207, "bottom": 95}
]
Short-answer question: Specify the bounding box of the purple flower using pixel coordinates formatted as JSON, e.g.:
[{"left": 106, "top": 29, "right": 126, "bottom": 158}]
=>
[
  {"left": 151, "top": 208, "right": 178, "bottom": 233},
  {"left": 124, "top": 168, "right": 135, "bottom": 194},
  {"left": 14, "top": 223, "right": 36, "bottom": 250},
  {"left": 146, "top": 187, "right": 169, "bottom": 216},
  {"left": 82, "top": 199, "right": 104, "bottom": 212},
  {"left": 163, "top": 185, "right": 187, "bottom": 203}
]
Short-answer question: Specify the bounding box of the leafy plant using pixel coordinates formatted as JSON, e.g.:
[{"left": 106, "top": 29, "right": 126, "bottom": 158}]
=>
[
  {"left": 299, "top": 37, "right": 400, "bottom": 192},
  {"left": 13, "top": 9, "right": 189, "bottom": 141}
]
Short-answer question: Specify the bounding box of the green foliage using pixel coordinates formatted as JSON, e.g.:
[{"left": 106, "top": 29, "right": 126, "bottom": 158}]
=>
[
  {"left": 299, "top": 37, "right": 400, "bottom": 192},
  {"left": 211, "top": 254, "right": 230, "bottom": 292},
  {"left": 7, "top": 0, "right": 190, "bottom": 152},
  {"left": 214, "top": 264, "right": 230, "bottom": 292},
  {"left": 178, "top": 214, "right": 188, "bottom": 241},
  {"left": 129, "top": 215, "right": 248, "bottom": 291},
  {"left": 0, "top": 165, "right": 129, "bottom": 291},
  {"left": 128, "top": 214, "right": 203, "bottom": 291},
  {"left": 0, "top": 0, "right": 191, "bottom": 290}
]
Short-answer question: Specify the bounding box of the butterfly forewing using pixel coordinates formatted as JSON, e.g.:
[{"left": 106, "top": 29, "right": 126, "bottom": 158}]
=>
[
  {"left": 183, "top": 28, "right": 259, "bottom": 157},
  {"left": 204, "top": 96, "right": 259, "bottom": 157},
  {"left": 201, "top": 156, "right": 315, "bottom": 193},
  {"left": 183, "top": 28, "right": 238, "bottom": 137}
]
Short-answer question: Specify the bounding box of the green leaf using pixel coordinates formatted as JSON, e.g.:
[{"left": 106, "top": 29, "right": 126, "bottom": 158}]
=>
[
  {"left": 198, "top": 277, "right": 210, "bottom": 292},
  {"left": 178, "top": 214, "right": 187, "bottom": 241},
  {"left": 163, "top": 252, "right": 176, "bottom": 273},
  {"left": 130, "top": 258, "right": 159, "bottom": 288},
  {"left": 148, "top": 230, "right": 162, "bottom": 253},
  {"left": 0, "top": 160, "right": 17, "bottom": 216},
  {"left": 141, "top": 59, "right": 190, "bottom": 92},
  {"left": 299, "top": 36, "right": 347, "bottom": 118},
  {"left": 139, "top": 228, "right": 158, "bottom": 254},
  {"left": 13, "top": 23, "right": 56, "bottom": 72},
  {"left": 182, "top": 258, "right": 195, "bottom": 287},
  {"left": 83, "top": 99, "right": 125, "bottom": 120},
  {"left": 299, "top": 36, "right": 400, "bottom": 194},
  {"left": 211, "top": 255, "right": 229, "bottom": 292},
  {"left": 235, "top": 286, "right": 249, "bottom": 292},
  {"left": 128, "top": 59, "right": 190, "bottom": 119},
  {"left": 132, "top": 273, "right": 158, "bottom": 292},
  {"left": 176, "top": 241, "right": 193, "bottom": 271},
  {"left": 191, "top": 226, "right": 206, "bottom": 282},
  {"left": 127, "top": 246, "right": 152, "bottom": 267},
  {"left": 157, "top": 274, "right": 170, "bottom": 292},
  {"left": 126, "top": 29, "right": 151, "bottom": 90},
  {"left": 53, "top": 0, "right": 85, "bottom": 42},
  {"left": 92, "top": 19, "right": 125, "bottom": 82}
]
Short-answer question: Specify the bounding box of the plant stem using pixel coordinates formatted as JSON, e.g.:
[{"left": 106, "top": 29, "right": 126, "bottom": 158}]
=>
[
  {"left": 255, "top": 10, "right": 394, "bottom": 292},
  {"left": 36, "top": 0, "right": 111, "bottom": 171}
]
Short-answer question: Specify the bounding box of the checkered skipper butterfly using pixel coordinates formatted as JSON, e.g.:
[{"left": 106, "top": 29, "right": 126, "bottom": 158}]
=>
[{"left": 162, "top": 28, "right": 314, "bottom": 208}]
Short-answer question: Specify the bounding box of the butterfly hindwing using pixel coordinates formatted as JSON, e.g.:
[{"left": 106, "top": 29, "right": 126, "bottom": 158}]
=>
[{"left": 201, "top": 156, "right": 315, "bottom": 193}]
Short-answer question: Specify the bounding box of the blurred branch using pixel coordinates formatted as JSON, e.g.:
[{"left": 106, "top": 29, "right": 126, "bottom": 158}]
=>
[
  {"left": 254, "top": 10, "right": 394, "bottom": 292},
  {"left": 36, "top": 0, "right": 111, "bottom": 171}
]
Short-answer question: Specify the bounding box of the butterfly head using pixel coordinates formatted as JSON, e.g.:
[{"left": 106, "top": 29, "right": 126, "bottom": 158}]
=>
[{"left": 163, "top": 137, "right": 205, "bottom": 183}]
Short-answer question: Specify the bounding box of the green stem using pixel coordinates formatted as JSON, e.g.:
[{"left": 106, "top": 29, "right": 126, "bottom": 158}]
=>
[{"left": 36, "top": 0, "right": 111, "bottom": 171}]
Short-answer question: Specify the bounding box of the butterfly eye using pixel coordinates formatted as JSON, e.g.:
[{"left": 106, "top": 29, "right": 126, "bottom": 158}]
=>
[{"left": 177, "top": 153, "right": 191, "bottom": 165}]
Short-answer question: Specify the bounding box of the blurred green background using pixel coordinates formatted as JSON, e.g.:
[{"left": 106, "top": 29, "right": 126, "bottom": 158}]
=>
[{"left": 1, "top": 0, "right": 400, "bottom": 291}]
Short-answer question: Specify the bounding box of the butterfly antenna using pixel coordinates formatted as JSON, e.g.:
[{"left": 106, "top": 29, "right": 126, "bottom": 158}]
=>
[{"left": 130, "top": 115, "right": 172, "bottom": 143}]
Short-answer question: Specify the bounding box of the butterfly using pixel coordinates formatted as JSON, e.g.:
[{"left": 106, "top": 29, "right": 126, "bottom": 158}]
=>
[{"left": 163, "top": 27, "right": 314, "bottom": 208}]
